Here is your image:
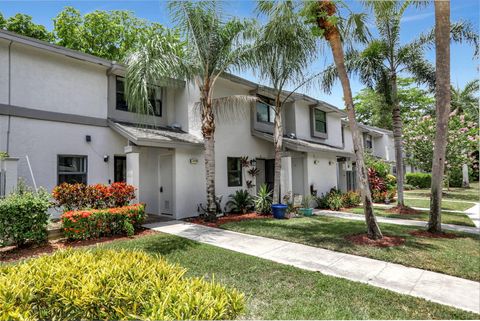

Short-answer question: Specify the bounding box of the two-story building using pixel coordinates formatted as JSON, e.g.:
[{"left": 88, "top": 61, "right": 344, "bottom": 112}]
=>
[{"left": 0, "top": 30, "right": 395, "bottom": 219}]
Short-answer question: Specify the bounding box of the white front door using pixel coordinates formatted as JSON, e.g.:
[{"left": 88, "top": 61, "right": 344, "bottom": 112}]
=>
[{"left": 158, "top": 155, "right": 173, "bottom": 215}]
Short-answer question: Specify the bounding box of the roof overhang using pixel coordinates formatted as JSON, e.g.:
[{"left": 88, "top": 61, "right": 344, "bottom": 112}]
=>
[
  {"left": 109, "top": 120, "right": 203, "bottom": 149},
  {"left": 252, "top": 130, "right": 353, "bottom": 157}
]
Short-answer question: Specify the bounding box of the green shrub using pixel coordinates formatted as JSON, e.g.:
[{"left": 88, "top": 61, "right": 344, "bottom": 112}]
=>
[
  {"left": 342, "top": 191, "right": 361, "bottom": 208},
  {"left": 226, "top": 189, "right": 254, "bottom": 214},
  {"left": 0, "top": 249, "right": 245, "bottom": 320},
  {"left": 448, "top": 168, "right": 464, "bottom": 188},
  {"left": 62, "top": 204, "right": 145, "bottom": 240},
  {"left": 254, "top": 184, "right": 272, "bottom": 214},
  {"left": 0, "top": 188, "right": 51, "bottom": 247},
  {"left": 406, "top": 173, "right": 432, "bottom": 188}
]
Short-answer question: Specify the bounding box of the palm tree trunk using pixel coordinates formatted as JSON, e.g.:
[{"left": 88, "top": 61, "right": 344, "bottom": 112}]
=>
[
  {"left": 328, "top": 29, "right": 382, "bottom": 239},
  {"left": 429, "top": 0, "right": 451, "bottom": 233},
  {"left": 201, "top": 84, "right": 217, "bottom": 221},
  {"left": 273, "top": 97, "right": 283, "bottom": 204},
  {"left": 390, "top": 72, "right": 405, "bottom": 206}
]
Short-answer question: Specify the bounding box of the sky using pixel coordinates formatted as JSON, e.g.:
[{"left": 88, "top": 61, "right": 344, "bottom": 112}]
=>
[{"left": 0, "top": 0, "right": 478, "bottom": 108}]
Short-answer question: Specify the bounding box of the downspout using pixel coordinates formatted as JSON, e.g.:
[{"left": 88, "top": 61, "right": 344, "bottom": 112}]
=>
[{"left": 6, "top": 40, "right": 12, "bottom": 154}]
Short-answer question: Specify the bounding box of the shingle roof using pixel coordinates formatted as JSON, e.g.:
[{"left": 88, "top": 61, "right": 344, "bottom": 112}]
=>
[{"left": 109, "top": 121, "right": 203, "bottom": 148}]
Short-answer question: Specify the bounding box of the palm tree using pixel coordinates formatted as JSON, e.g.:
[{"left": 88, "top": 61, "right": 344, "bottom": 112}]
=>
[
  {"left": 254, "top": 1, "right": 318, "bottom": 204},
  {"left": 322, "top": 0, "right": 477, "bottom": 210},
  {"left": 428, "top": 0, "right": 451, "bottom": 233},
  {"left": 451, "top": 80, "right": 479, "bottom": 120},
  {"left": 303, "top": 0, "right": 383, "bottom": 239},
  {"left": 124, "top": 2, "right": 256, "bottom": 221}
]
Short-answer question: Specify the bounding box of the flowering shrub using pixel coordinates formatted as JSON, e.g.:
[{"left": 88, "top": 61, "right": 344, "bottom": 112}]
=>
[
  {"left": 53, "top": 182, "right": 136, "bottom": 210},
  {"left": 342, "top": 191, "right": 361, "bottom": 208},
  {"left": 62, "top": 204, "right": 145, "bottom": 240},
  {"left": 365, "top": 156, "right": 396, "bottom": 203}
]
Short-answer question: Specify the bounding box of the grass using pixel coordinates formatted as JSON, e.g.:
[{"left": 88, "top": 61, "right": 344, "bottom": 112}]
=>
[
  {"left": 403, "top": 198, "right": 475, "bottom": 211},
  {"left": 221, "top": 216, "right": 480, "bottom": 281},
  {"left": 101, "top": 232, "right": 479, "bottom": 320},
  {"left": 345, "top": 206, "right": 475, "bottom": 227},
  {"left": 404, "top": 181, "right": 479, "bottom": 204}
]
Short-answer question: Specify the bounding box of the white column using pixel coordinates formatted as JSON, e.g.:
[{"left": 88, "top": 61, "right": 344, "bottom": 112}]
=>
[
  {"left": 1, "top": 157, "right": 19, "bottom": 195},
  {"left": 125, "top": 146, "right": 140, "bottom": 203},
  {"left": 280, "top": 155, "right": 292, "bottom": 202}
]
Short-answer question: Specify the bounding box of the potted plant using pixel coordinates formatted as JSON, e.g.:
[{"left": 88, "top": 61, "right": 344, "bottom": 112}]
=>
[{"left": 299, "top": 194, "right": 315, "bottom": 216}]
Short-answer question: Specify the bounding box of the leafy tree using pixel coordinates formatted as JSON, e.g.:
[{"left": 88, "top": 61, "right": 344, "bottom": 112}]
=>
[
  {"left": 54, "top": 7, "right": 171, "bottom": 61},
  {"left": 302, "top": 0, "right": 383, "bottom": 240},
  {"left": 253, "top": 1, "right": 317, "bottom": 204},
  {"left": 1, "top": 13, "right": 53, "bottom": 41},
  {"left": 354, "top": 78, "right": 435, "bottom": 129},
  {"left": 124, "top": 2, "right": 256, "bottom": 221},
  {"left": 451, "top": 79, "right": 479, "bottom": 122}
]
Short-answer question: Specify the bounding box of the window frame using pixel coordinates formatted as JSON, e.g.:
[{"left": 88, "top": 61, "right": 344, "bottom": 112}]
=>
[
  {"left": 256, "top": 95, "right": 276, "bottom": 124},
  {"left": 310, "top": 107, "right": 328, "bottom": 139},
  {"left": 364, "top": 133, "right": 373, "bottom": 150},
  {"left": 227, "top": 157, "right": 243, "bottom": 187},
  {"left": 57, "top": 155, "right": 88, "bottom": 185},
  {"left": 115, "top": 76, "right": 163, "bottom": 117}
]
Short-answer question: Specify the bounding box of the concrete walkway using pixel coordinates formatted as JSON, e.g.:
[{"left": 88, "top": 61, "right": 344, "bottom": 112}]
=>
[
  {"left": 314, "top": 210, "right": 480, "bottom": 235},
  {"left": 465, "top": 203, "right": 480, "bottom": 228},
  {"left": 144, "top": 220, "right": 480, "bottom": 314}
]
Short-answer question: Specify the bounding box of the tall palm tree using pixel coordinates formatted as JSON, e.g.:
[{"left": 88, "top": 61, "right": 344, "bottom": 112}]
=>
[
  {"left": 451, "top": 79, "right": 479, "bottom": 120},
  {"left": 428, "top": 0, "right": 451, "bottom": 233},
  {"left": 254, "top": 1, "right": 318, "bottom": 204},
  {"left": 124, "top": 2, "right": 256, "bottom": 221},
  {"left": 303, "top": 0, "right": 383, "bottom": 239}
]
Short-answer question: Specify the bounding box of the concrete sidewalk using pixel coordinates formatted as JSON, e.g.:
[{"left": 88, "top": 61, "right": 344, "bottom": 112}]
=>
[
  {"left": 144, "top": 220, "right": 480, "bottom": 314},
  {"left": 314, "top": 210, "right": 480, "bottom": 235}
]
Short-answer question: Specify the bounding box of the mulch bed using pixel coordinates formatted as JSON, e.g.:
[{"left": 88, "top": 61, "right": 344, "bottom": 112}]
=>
[
  {"left": 0, "top": 228, "right": 158, "bottom": 263},
  {"left": 385, "top": 205, "right": 422, "bottom": 215},
  {"left": 409, "top": 230, "right": 460, "bottom": 239},
  {"left": 187, "top": 212, "right": 273, "bottom": 228},
  {"left": 345, "top": 234, "right": 406, "bottom": 247}
]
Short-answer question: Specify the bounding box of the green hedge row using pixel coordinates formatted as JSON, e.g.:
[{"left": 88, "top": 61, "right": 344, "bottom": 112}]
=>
[{"left": 405, "top": 173, "right": 432, "bottom": 189}]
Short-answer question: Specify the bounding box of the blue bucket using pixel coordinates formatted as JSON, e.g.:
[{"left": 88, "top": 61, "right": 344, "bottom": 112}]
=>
[{"left": 271, "top": 204, "right": 288, "bottom": 219}]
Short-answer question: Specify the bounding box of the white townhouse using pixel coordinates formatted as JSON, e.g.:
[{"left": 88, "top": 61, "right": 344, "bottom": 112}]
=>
[{"left": 0, "top": 30, "right": 395, "bottom": 219}]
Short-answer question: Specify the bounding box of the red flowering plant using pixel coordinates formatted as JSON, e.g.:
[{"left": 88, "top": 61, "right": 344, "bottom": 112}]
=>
[
  {"left": 109, "top": 182, "right": 136, "bottom": 207},
  {"left": 52, "top": 183, "right": 88, "bottom": 211},
  {"left": 61, "top": 204, "right": 146, "bottom": 240}
]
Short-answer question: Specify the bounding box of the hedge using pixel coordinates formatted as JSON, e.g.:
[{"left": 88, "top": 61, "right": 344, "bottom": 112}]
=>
[
  {"left": 61, "top": 204, "right": 146, "bottom": 240},
  {"left": 0, "top": 249, "right": 245, "bottom": 320},
  {"left": 0, "top": 189, "right": 50, "bottom": 247},
  {"left": 406, "top": 173, "right": 432, "bottom": 188}
]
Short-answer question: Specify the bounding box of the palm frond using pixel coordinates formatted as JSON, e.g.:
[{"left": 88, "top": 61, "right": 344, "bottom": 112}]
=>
[{"left": 193, "top": 95, "right": 257, "bottom": 123}]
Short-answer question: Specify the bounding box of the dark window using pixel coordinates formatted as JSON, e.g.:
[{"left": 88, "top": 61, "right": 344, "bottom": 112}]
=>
[
  {"left": 314, "top": 109, "right": 327, "bottom": 133},
  {"left": 256, "top": 95, "right": 275, "bottom": 123},
  {"left": 341, "top": 126, "right": 345, "bottom": 144},
  {"left": 227, "top": 157, "right": 242, "bottom": 187},
  {"left": 114, "top": 156, "right": 127, "bottom": 182},
  {"left": 364, "top": 134, "right": 373, "bottom": 150},
  {"left": 116, "top": 76, "right": 162, "bottom": 117},
  {"left": 58, "top": 155, "right": 87, "bottom": 184}
]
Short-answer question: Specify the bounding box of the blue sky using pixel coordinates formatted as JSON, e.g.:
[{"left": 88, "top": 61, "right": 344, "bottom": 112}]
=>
[{"left": 1, "top": 0, "right": 478, "bottom": 108}]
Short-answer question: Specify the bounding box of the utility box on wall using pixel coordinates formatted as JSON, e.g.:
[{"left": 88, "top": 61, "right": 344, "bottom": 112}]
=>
[{"left": 0, "top": 158, "right": 19, "bottom": 197}]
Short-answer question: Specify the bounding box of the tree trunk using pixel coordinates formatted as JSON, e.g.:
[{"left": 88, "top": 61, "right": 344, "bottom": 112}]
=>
[
  {"left": 272, "top": 97, "right": 283, "bottom": 204},
  {"left": 429, "top": 0, "right": 451, "bottom": 233},
  {"left": 390, "top": 72, "right": 405, "bottom": 206},
  {"left": 328, "top": 30, "right": 383, "bottom": 239},
  {"left": 201, "top": 83, "right": 217, "bottom": 221}
]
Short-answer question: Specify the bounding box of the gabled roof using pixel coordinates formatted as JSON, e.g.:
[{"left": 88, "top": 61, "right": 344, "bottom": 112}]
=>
[
  {"left": 109, "top": 120, "right": 203, "bottom": 148},
  {"left": 252, "top": 130, "right": 353, "bottom": 157}
]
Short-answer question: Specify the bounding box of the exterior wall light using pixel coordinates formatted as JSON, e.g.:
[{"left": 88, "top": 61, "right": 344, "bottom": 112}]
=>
[
  {"left": 103, "top": 155, "right": 109, "bottom": 162},
  {"left": 190, "top": 158, "right": 198, "bottom": 165}
]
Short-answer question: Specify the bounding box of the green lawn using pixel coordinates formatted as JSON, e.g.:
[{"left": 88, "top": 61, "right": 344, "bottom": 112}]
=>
[
  {"left": 346, "top": 206, "right": 475, "bottom": 227},
  {"left": 403, "top": 198, "right": 475, "bottom": 211},
  {"left": 221, "top": 216, "right": 480, "bottom": 281},
  {"left": 405, "top": 182, "right": 480, "bottom": 203},
  {"left": 101, "top": 233, "right": 478, "bottom": 320}
]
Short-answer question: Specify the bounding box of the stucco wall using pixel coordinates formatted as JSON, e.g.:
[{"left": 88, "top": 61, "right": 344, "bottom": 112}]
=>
[
  {"left": 9, "top": 43, "right": 108, "bottom": 118},
  {"left": 306, "top": 152, "right": 338, "bottom": 196},
  {"left": 0, "top": 39, "right": 9, "bottom": 104},
  {"left": 6, "top": 117, "right": 127, "bottom": 192}
]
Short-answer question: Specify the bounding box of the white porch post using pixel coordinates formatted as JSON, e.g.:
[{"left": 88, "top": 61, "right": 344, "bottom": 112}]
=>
[
  {"left": 125, "top": 146, "right": 140, "bottom": 202},
  {"left": 280, "top": 154, "right": 292, "bottom": 202},
  {"left": 1, "top": 157, "right": 19, "bottom": 196}
]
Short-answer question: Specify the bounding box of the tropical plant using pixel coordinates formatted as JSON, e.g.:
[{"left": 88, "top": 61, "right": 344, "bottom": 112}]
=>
[
  {"left": 302, "top": 0, "right": 383, "bottom": 239},
  {"left": 301, "top": 194, "right": 315, "bottom": 209},
  {"left": 429, "top": 0, "right": 450, "bottom": 233},
  {"left": 451, "top": 79, "right": 479, "bottom": 122},
  {"left": 321, "top": 0, "right": 477, "bottom": 208},
  {"left": 226, "top": 189, "right": 254, "bottom": 214},
  {"left": 254, "top": 1, "right": 317, "bottom": 204},
  {"left": 0, "top": 249, "right": 245, "bottom": 320},
  {"left": 325, "top": 192, "right": 343, "bottom": 211},
  {"left": 342, "top": 191, "right": 361, "bottom": 208},
  {"left": 254, "top": 184, "right": 272, "bottom": 214},
  {"left": 125, "top": 2, "right": 257, "bottom": 221}
]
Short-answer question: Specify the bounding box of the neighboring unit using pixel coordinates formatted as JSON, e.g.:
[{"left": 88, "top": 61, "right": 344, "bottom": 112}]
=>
[{"left": 0, "top": 30, "right": 395, "bottom": 219}]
